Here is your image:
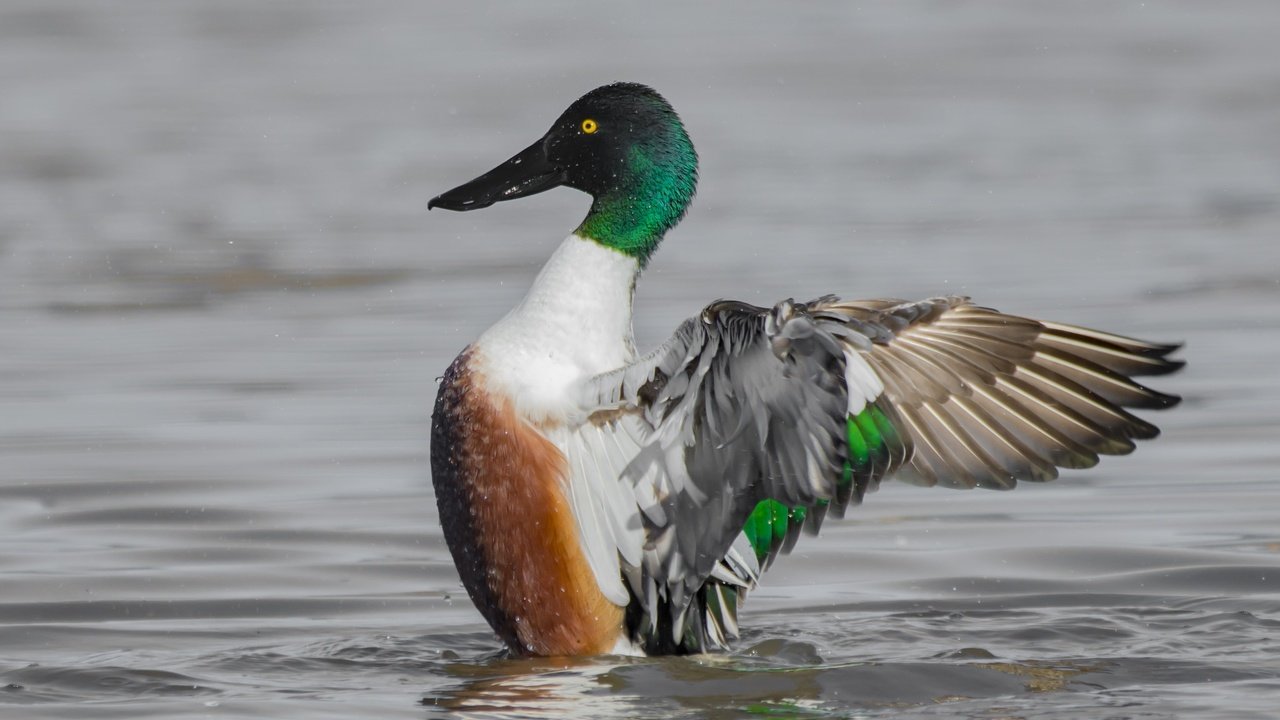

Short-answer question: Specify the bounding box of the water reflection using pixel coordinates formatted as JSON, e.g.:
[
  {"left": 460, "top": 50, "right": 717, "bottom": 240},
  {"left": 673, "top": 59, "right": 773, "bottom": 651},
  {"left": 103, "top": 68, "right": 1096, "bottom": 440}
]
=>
[
  {"left": 424, "top": 656, "right": 640, "bottom": 718},
  {"left": 420, "top": 645, "right": 1111, "bottom": 718}
]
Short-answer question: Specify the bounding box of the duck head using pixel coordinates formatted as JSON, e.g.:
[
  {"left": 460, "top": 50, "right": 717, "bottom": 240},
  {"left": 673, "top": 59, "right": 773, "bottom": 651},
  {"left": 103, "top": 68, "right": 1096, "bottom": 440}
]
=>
[{"left": 429, "top": 82, "right": 698, "bottom": 265}]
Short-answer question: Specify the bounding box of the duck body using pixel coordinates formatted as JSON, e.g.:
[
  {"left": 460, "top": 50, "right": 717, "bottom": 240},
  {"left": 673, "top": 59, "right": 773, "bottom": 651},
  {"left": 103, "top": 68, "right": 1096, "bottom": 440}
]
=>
[
  {"left": 427, "top": 83, "right": 1183, "bottom": 657},
  {"left": 431, "top": 235, "right": 641, "bottom": 655}
]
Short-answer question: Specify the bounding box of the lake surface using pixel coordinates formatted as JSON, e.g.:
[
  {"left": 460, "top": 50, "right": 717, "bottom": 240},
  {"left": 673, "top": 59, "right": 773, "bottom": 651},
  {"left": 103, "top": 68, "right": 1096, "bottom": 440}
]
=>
[{"left": 2, "top": 1, "right": 1279, "bottom": 718}]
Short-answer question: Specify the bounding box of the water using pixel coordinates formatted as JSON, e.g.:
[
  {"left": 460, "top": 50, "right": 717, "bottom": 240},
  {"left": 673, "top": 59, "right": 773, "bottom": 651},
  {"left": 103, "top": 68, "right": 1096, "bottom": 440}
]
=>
[{"left": 2, "top": 1, "right": 1279, "bottom": 717}]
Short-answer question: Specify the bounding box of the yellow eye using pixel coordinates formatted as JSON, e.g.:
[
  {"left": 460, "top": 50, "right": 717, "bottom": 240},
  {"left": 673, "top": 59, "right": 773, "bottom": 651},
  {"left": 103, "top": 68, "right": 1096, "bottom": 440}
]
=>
[{"left": 581, "top": 118, "right": 599, "bottom": 134}]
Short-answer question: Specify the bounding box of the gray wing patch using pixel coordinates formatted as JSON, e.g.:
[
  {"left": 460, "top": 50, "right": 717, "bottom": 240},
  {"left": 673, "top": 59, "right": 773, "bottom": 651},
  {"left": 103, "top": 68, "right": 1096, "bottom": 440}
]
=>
[{"left": 584, "top": 298, "right": 856, "bottom": 631}]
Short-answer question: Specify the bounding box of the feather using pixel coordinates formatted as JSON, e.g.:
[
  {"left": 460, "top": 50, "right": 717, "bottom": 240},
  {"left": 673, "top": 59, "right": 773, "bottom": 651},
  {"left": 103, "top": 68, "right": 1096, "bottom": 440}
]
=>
[{"left": 567, "top": 294, "right": 1179, "bottom": 653}]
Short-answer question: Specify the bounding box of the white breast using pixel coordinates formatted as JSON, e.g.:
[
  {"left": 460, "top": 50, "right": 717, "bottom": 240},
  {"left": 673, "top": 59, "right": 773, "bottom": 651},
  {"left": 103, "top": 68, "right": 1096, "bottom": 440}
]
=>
[{"left": 474, "top": 234, "right": 640, "bottom": 423}]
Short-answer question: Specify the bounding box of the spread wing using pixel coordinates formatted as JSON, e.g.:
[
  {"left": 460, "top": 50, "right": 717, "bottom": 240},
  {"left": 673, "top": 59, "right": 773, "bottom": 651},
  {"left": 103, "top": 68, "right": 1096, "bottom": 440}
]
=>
[
  {"left": 570, "top": 295, "right": 1182, "bottom": 649},
  {"left": 837, "top": 298, "right": 1182, "bottom": 490}
]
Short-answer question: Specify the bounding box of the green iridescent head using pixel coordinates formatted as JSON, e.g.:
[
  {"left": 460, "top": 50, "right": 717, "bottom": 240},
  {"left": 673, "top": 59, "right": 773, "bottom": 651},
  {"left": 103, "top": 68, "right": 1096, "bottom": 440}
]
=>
[{"left": 429, "top": 82, "right": 698, "bottom": 266}]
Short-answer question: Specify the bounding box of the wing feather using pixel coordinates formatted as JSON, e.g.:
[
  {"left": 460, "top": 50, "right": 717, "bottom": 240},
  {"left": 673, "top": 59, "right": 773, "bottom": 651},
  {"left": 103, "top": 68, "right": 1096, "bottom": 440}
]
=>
[{"left": 571, "top": 293, "right": 1180, "bottom": 653}]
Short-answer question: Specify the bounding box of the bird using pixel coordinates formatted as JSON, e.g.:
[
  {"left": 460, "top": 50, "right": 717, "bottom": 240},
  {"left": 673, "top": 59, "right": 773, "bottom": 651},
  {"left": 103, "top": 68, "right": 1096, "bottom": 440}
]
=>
[{"left": 425, "top": 82, "right": 1183, "bottom": 657}]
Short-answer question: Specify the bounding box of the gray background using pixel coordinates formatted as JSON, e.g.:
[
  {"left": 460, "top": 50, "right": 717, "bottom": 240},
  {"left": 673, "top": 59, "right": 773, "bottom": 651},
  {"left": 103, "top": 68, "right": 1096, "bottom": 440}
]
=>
[{"left": 2, "top": 2, "right": 1278, "bottom": 718}]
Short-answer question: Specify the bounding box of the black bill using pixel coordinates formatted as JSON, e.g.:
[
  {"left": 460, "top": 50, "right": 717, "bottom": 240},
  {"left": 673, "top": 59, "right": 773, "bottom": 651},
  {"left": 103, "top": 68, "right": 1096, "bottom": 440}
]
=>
[{"left": 428, "top": 139, "right": 565, "bottom": 212}]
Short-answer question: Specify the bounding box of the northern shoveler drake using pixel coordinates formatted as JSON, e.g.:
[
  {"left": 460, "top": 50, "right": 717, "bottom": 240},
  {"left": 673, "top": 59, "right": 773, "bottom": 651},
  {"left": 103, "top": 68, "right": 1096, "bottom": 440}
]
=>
[{"left": 426, "top": 82, "right": 1183, "bottom": 657}]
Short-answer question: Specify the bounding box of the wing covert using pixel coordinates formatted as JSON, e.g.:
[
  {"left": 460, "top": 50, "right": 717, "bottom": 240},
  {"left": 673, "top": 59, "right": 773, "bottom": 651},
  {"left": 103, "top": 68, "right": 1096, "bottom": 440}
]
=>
[{"left": 579, "top": 298, "right": 880, "bottom": 629}]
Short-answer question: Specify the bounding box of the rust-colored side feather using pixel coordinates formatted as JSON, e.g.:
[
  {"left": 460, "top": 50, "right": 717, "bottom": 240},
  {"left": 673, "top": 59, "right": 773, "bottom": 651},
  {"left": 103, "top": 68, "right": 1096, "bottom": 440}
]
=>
[{"left": 431, "top": 351, "right": 624, "bottom": 656}]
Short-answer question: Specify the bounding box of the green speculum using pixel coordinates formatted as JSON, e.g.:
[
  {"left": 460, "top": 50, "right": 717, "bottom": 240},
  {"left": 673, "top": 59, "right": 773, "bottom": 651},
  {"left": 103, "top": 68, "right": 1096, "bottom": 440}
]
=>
[
  {"left": 742, "top": 499, "right": 806, "bottom": 566},
  {"left": 743, "top": 405, "right": 895, "bottom": 565}
]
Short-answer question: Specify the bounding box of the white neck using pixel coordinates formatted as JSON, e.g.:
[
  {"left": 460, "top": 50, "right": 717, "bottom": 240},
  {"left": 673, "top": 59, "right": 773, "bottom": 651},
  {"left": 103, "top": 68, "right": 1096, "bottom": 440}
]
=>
[{"left": 474, "top": 234, "right": 640, "bottom": 421}]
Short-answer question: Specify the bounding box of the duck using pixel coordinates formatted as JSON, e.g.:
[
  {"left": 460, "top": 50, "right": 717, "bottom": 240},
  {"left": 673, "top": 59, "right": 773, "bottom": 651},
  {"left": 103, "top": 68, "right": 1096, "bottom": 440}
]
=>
[{"left": 426, "top": 82, "right": 1183, "bottom": 657}]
